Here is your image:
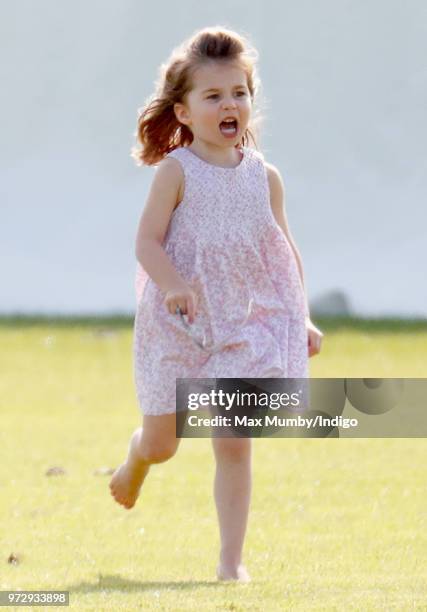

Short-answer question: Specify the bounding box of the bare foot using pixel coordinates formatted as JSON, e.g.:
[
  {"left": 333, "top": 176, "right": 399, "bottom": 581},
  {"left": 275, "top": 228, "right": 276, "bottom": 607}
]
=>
[
  {"left": 216, "top": 563, "right": 251, "bottom": 583},
  {"left": 109, "top": 429, "right": 150, "bottom": 509}
]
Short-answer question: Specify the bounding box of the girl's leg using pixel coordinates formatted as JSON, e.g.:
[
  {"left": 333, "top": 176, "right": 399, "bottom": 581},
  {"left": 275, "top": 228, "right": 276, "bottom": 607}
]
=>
[
  {"left": 109, "top": 413, "right": 179, "bottom": 509},
  {"left": 211, "top": 436, "right": 252, "bottom": 582}
]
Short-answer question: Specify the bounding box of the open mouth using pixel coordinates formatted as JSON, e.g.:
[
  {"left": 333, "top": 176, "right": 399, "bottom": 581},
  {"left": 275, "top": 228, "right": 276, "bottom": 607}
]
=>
[{"left": 219, "top": 119, "right": 239, "bottom": 136}]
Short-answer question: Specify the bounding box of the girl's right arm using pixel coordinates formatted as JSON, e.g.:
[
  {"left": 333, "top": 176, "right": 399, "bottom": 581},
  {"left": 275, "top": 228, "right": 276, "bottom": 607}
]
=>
[{"left": 135, "top": 158, "right": 198, "bottom": 322}]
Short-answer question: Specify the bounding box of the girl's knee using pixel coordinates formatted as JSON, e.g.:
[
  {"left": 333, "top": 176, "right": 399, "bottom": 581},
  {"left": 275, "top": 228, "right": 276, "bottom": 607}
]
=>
[
  {"left": 139, "top": 413, "right": 179, "bottom": 463},
  {"left": 213, "top": 438, "right": 251, "bottom": 463},
  {"left": 139, "top": 438, "right": 179, "bottom": 464}
]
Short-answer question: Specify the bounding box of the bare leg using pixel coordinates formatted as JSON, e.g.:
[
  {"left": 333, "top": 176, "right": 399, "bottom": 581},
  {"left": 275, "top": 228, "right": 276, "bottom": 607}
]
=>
[
  {"left": 109, "top": 413, "right": 179, "bottom": 509},
  {"left": 212, "top": 436, "right": 252, "bottom": 582}
]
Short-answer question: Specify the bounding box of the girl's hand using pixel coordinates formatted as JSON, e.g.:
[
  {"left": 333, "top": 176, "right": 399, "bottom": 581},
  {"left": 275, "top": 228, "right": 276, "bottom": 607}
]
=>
[
  {"left": 306, "top": 316, "right": 324, "bottom": 357},
  {"left": 165, "top": 283, "right": 199, "bottom": 324}
]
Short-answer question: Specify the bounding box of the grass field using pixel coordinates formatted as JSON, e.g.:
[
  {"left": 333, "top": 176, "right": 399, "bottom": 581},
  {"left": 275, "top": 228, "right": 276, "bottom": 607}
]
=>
[{"left": 0, "top": 316, "right": 426, "bottom": 610}]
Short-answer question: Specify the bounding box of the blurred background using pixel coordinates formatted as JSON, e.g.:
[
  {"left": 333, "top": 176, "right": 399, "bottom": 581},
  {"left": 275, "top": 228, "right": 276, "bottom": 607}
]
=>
[{"left": 1, "top": 1, "right": 426, "bottom": 318}]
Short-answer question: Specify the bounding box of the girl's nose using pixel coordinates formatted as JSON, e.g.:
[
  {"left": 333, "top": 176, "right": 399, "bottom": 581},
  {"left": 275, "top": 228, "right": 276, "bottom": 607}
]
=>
[{"left": 222, "top": 99, "right": 237, "bottom": 109}]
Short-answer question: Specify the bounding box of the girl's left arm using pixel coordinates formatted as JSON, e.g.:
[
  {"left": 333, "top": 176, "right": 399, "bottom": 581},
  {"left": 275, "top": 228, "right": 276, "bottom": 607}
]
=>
[{"left": 265, "top": 162, "right": 324, "bottom": 356}]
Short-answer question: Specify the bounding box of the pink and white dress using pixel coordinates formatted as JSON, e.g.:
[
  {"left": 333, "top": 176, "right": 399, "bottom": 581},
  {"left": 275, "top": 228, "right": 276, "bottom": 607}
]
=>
[{"left": 133, "top": 145, "right": 309, "bottom": 415}]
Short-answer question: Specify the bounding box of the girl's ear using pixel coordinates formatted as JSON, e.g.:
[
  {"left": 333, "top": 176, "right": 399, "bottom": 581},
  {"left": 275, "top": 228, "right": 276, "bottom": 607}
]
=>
[{"left": 174, "top": 102, "right": 190, "bottom": 126}]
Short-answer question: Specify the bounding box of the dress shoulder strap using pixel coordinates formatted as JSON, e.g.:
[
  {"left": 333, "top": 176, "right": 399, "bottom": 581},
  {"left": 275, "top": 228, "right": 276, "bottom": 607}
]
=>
[
  {"left": 163, "top": 147, "right": 193, "bottom": 177},
  {"left": 165, "top": 147, "right": 186, "bottom": 160}
]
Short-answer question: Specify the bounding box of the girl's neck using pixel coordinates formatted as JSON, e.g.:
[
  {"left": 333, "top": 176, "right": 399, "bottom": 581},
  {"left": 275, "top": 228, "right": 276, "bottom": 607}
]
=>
[{"left": 187, "top": 141, "right": 243, "bottom": 168}]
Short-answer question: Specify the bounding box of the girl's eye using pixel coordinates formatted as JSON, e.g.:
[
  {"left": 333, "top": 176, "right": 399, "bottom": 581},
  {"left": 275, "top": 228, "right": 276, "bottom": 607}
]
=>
[{"left": 207, "top": 91, "right": 246, "bottom": 99}]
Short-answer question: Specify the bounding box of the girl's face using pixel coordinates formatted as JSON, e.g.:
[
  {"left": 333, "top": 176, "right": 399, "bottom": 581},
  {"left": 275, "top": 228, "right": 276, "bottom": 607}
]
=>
[{"left": 174, "top": 61, "right": 252, "bottom": 147}]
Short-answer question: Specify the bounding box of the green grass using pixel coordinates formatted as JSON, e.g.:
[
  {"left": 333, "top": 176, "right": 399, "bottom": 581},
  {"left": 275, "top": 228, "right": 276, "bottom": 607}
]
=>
[{"left": 0, "top": 317, "right": 426, "bottom": 610}]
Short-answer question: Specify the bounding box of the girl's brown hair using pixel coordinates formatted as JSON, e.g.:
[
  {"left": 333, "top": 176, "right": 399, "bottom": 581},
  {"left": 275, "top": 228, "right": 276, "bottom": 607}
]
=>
[{"left": 130, "top": 25, "right": 263, "bottom": 166}]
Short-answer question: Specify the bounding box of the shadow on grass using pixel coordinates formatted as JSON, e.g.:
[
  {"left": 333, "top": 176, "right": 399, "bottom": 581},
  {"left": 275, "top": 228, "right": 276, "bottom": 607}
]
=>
[{"left": 68, "top": 573, "right": 236, "bottom": 593}]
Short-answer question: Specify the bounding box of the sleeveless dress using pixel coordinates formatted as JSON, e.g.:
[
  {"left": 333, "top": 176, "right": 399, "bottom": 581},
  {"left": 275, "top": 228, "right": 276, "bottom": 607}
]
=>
[{"left": 133, "top": 145, "right": 309, "bottom": 416}]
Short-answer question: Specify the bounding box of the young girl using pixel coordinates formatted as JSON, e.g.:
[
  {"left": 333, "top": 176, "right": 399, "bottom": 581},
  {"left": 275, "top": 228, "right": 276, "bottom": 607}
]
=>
[{"left": 110, "top": 25, "right": 323, "bottom": 583}]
